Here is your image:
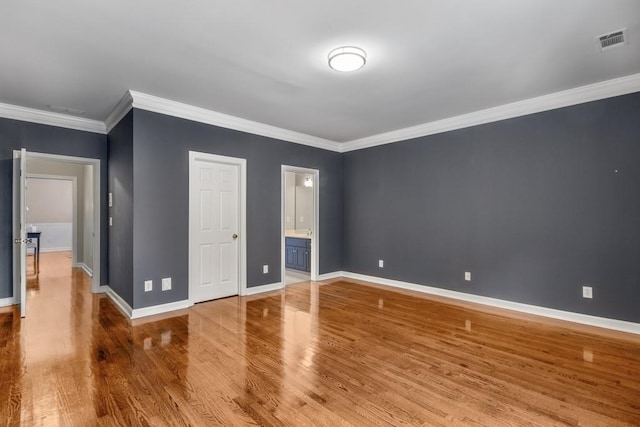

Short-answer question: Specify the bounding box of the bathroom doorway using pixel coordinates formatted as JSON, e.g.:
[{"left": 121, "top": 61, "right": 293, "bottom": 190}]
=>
[{"left": 281, "top": 166, "right": 319, "bottom": 286}]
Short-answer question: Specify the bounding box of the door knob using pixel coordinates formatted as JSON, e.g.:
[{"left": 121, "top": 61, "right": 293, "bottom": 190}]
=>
[{"left": 232, "top": 233, "right": 238, "bottom": 240}]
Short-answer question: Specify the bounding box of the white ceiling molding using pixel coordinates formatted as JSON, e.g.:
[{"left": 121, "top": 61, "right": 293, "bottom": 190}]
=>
[
  {"left": 1, "top": 73, "right": 639, "bottom": 151},
  {"left": 128, "top": 91, "right": 342, "bottom": 152},
  {"left": 341, "top": 72, "right": 640, "bottom": 153},
  {"left": 0, "top": 101, "right": 106, "bottom": 134},
  {"left": 104, "top": 91, "right": 134, "bottom": 133}
]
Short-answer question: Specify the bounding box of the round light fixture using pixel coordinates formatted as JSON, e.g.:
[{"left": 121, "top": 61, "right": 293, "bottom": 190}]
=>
[{"left": 328, "top": 46, "right": 366, "bottom": 72}]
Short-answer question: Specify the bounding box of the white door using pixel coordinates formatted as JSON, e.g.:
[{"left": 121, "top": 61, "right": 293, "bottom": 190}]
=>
[
  {"left": 12, "top": 149, "right": 27, "bottom": 317},
  {"left": 190, "top": 158, "right": 240, "bottom": 303}
]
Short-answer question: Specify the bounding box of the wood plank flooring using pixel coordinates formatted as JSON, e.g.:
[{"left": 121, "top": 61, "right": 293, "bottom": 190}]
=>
[{"left": 1, "top": 251, "right": 639, "bottom": 426}]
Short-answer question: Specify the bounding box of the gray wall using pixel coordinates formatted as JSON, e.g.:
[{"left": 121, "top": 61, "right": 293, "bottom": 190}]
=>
[
  {"left": 343, "top": 92, "right": 640, "bottom": 323},
  {"left": 130, "top": 109, "right": 342, "bottom": 309},
  {"left": 0, "top": 117, "right": 108, "bottom": 299},
  {"left": 107, "top": 111, "right": 134, "bottom": 306}
]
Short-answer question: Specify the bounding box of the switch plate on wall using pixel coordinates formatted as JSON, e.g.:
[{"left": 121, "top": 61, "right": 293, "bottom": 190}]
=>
[
  {"left": 162, "top": 278, "right": 171, "bottom": 291},
  {"left": 378, "top": 260, "right": 384, "bottom": 268},
  {"left": 108, "top": 192, "right": 113, "bottom": 207},
  {"left": 582, "top": 286, "right": 593, "bottom": 299},
  {"left": 144, "top": 280, "right": 152, "bottom": 292},
  {"left": 465, "top": 272, "right": 471, "bottom": 281},
  {"left": 263, "top": 265, "right": 269, "bottom": 274},
  {"left": 109, "top": 217, "right": 113, "bottom": 227}
]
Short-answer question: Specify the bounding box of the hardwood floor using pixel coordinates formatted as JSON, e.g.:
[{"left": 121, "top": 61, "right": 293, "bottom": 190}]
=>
[{"left": 1, "top": 252, "right": 639, "bottom": 426}]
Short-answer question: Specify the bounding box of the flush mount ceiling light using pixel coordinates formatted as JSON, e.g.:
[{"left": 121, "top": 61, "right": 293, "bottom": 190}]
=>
[{"left": 328, "top": 46, "right": 366, "bottom": 72}]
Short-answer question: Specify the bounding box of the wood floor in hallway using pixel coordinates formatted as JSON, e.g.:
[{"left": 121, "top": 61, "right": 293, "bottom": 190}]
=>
[{"left": 1, "top": 251, "right": 639, "bottom": 426}]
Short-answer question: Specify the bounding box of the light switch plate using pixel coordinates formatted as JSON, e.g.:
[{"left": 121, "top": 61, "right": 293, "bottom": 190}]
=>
[
  {"left": 108, "top": 192, "right": 113, "bottom": 207},
  {"left": 582, "top": 286, "right": 593, "bottom": 299},
  {"left": 144, "top": 280, "right": 152, "bottom": 292},
  {"left": 162, "top": 277, "right": 171, "bottom": 291},
  {"left": 378, "top": 260, "right": 384, "bottom": 268},
  {"left": 465, "top": 272, "right": 471, "bottom": 281},
  {"left": 263, "top": 265, "right": 268, "bottom": 274}
]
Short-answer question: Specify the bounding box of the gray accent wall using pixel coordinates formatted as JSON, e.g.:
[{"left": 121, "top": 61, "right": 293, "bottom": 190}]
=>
[
  {"left": 0, "top": 117, "right": 108, "bottom": 299},
  {"left": 342, "top": 92, "right": 640, "bottom": 323},
  {"left": 112, "top": 109, "right": 342, "bottom": 309},
  {"left": 107, "top": 111, "right": 134, "bottom": 306}
]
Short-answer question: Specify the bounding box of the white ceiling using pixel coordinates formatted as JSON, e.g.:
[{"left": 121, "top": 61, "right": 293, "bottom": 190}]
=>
[{"left": 1, "top": 1, "right": 639, "bottom": 143}]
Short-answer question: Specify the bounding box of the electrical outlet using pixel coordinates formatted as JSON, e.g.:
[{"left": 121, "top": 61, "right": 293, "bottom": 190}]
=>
[
  {"left": 582, "top": 286, "right": 593, "bottom": 299},
  {"left": 465, "top": 272, "right": 471, "bottom": 281},
  {"left": 378, "top": 259, "right": 384, "bottom": 268},
  {"left": 162, "top": 277, "right": 171, "bottom": 291},
  {"left": 263, "top": 265, "right": 269, "bottom": 274},
  {"left": 144, "top": 280, "right": 153, "bottom": 292},
  {"left": 109, "top": 217, "right": 113, "bottom": 227},
  {"left": 108, "top": 192, "right": 113, "bottom": 207}
]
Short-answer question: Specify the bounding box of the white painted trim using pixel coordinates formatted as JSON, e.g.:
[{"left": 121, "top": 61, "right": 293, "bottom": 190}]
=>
[
  {"left": 105, "top": 286, "right": 133, "bottom": 319},
  {"left": 4, "top": 73, "right": 640, "bottom": 153},
  {"left": 131, "top": 299, "right": 192, "bottom": 320},
  {"left": 188, "top": 151, "right": 248, "bottom": 301},
  {"left": 24, "top": 152, "right": 102, "bottom": 295},
  {"left": 40, "top": 247, "right": 72, "bottom": 253},
  {"left": 0, "top": 297, "right": 16, "bottom": 307},
  {"left": 0, "top": 101, "right": 106, "bottom": 134},
  {"left": 79, "top": 263, "right": 93, "bottom": 277},
  {"left": 105, "top": 91, "right": 134, "bottom": 133},
  {"left": 316, "top": 271, "right": 344, "bottom": 281},
  {"left": 342, "top": 272, "right": 640, "bottom": 335},
  {"left": 281, "top": 166, "right": 320, "bottom": 286},
  {"left": 244, "top": 282, "right": 284, "bottom": 296},
  {"left": 342, "top": 72, "right": 640, "bottom": 152},
  {"left": 129, "top": 91, "right": 341, "bottom": 152}
]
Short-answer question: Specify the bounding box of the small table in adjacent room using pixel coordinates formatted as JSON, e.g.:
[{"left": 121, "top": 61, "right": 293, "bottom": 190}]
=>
[{"left": 27, "top": 231, "right": 42, "bottom": 275}]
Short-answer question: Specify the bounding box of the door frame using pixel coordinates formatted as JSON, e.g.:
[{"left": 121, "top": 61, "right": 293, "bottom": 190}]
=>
[
  {"left": 188, "top": 151, "right": 247, "bottom": 303},
  {"left": 13, "top": 150, "right": 102, "bottom": 297},
  {"left": 26, "top": 174, "right": 78, "bottom": 265},
  {"left": 281, "top": 165, "right": 320, "bottom": 284}
]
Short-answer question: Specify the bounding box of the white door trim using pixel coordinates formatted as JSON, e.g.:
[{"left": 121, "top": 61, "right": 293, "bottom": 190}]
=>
[
  {"left": 281, "top": 165, "right": 320, "bottom": 283},
  {"left": 188, "top": 151, "right": 247, "bottom": 302},
  {"left": 17, "top": 151, "right": 102, "bottom": 294}
]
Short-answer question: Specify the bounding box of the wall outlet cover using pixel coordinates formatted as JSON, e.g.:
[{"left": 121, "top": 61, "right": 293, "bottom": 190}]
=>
[
  {"left": 465, "top": 272, "right": 471, "bottom": 281},
  {"left": 582, "top": 286, "right": 593, "bottom": 299},
  {"left": 144, "top": 280, "right": 152, "bottom": 292},
  {"left": 162, "top": 277, "right": 172, "bottom": 291},
  {"left": 263, "top": 265, "right": 269, "bottom": 274},
  {"left": 378, "top": 260, "right": 384, "bottom": 268}
]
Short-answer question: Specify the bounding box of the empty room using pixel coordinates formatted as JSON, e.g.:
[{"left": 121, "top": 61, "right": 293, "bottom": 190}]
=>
[{"left": 1, "top": 1, "right": 639, "bottom": 426}]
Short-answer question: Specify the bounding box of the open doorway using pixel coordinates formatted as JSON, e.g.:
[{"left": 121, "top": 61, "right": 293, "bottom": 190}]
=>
[
  {"left": 25, "top": 175, "right": 76, "bottom": 279},
  {"left": 13, "top": 150, "right": 101, "bottom": 317},
  {"left": 281, "top": 166, "right": 319, "bottom": 286}
]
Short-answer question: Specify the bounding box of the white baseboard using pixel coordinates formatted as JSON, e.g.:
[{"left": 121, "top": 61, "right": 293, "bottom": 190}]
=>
[
  {"left": 131, "top": 300, "right": 192, "bottom": 319},
  {"left": 79, "top": 263, "right": 93, "bottom": 277},
  {"left": 316, "top": 271, "right": 345, "bottom": 281},
  {"left": 0, "top": 297, "right": 16, "bottom": 308},
  {"left": 342, "top": 272, "right": 640, "bottom": 335},
  {"left": 244, "top": 282, "right": 284, "bottom": 296},
  {"left": 40, "top": 247, "right": 72, "bottom": 253},
  {"left": 105, "top": 286, "right": 133, "bottom": 318}
]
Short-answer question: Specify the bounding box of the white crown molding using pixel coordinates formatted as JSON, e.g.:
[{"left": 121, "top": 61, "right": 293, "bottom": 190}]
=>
[
  {"left": 341, "top": 72, "right": 640, "bottom": 152},
  {"left": 342, "top": 272, "right": 640, "bottom": 335},
  {"left": 2, "top": 73, "right": 639, "bottom": 151},
  {"left": 128, "top": 91, "right": 342, "bottom": 152},
  {"left": 104, "top": 91, "right": 134, "bottom": 133},
  {"left": 0, "top": 102, "right": 106, "bottom": 134}
]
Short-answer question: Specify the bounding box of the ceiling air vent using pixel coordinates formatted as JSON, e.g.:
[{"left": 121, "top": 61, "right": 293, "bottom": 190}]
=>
[{"left": 597, "top": 28, "right": 627, "bottom": 51}]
